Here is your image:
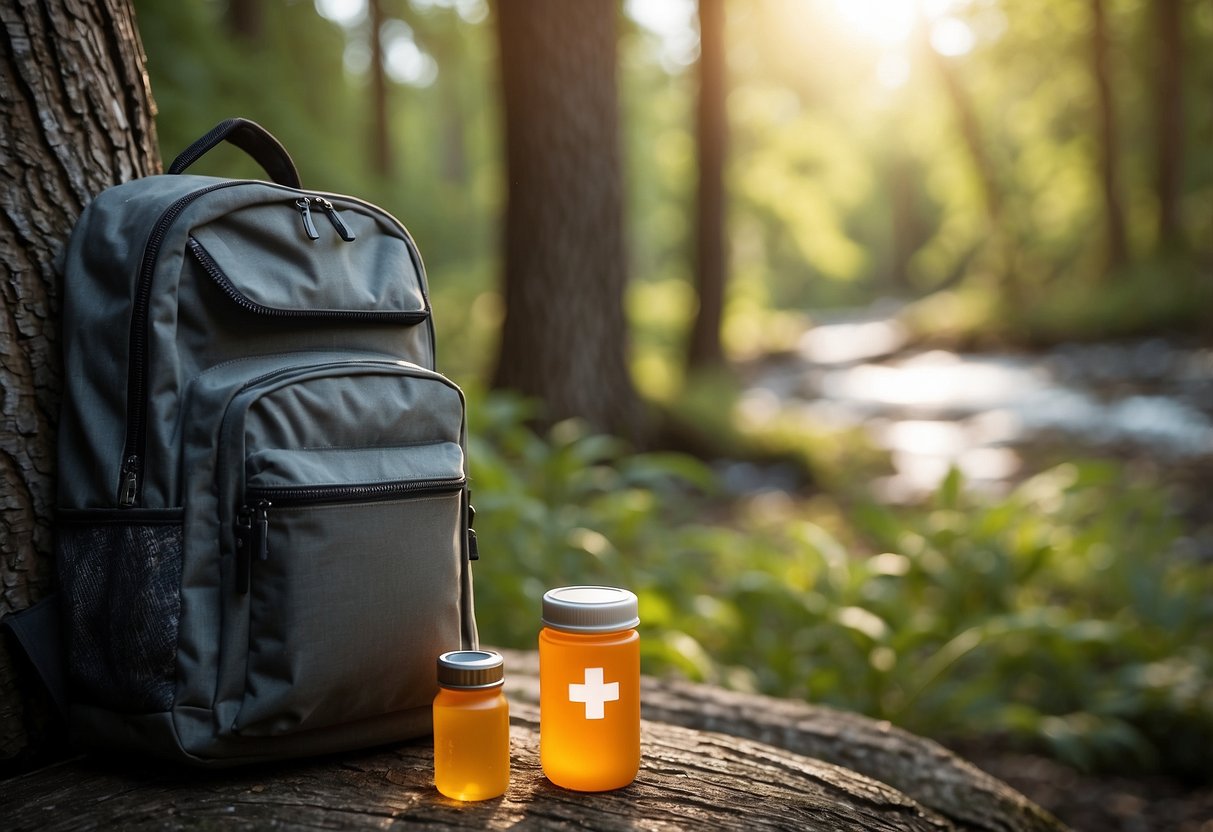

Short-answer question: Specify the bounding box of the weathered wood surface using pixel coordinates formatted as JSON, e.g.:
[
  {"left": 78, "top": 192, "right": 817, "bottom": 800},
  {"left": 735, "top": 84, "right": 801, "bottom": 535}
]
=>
[{"left": 2, "top": 650, "right": 1064, "bottom": 831}]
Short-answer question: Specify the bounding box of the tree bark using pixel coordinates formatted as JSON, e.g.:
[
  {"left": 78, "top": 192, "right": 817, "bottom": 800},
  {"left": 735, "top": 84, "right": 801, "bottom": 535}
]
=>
[
  {"left": 685, "top": 0, "right": 728, "bottom": 373},
  {"left": 1153, "top": 0, "right": 1185, "bottom": 250},
  {"left": 490, "top": 0, "right": 643, "bottom": 441},
  {"left": 499, "top": 650, "right": 1063, "bottom": 832},
  {"left": 1, "top": 652, "right": 1066, "bottom": 831},
  {"left": 1090, "top": 0, "right": 1130, "bottom": 270},
  {"left": 0, "top": 0, "right": 159, "bottom": 764}
]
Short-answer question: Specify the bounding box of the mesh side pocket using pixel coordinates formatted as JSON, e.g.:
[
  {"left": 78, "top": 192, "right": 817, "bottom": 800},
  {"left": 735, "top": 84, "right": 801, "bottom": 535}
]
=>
[{"left": 56, "top": 521, "right": 184, "bottom": 713}]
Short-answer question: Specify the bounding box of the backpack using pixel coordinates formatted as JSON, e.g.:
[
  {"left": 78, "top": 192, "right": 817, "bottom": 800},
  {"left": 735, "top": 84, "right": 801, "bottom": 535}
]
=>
[{"left": 47, "top": 118, "right": 479, "bottom": 765}]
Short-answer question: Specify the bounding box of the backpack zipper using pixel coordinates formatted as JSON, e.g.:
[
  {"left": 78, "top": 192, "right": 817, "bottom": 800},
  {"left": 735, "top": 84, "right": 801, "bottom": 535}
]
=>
[
  {"left": 121, "top": 180, "right": 244, "bottom": 506},
  {"left": 233, "top": 477, "right": 466, "bottom": 593},
  {"left": 314, "top": 197, "right": 356, "bottom": 241},
  {"left": 295, "top": 198, "right": 320, "bottom": 240},
  {"left": 118, "top": 183, "right": 429, "bottom": 508},
  {"left": 295, "top": 197, "right": 355, "bottom": 242}
]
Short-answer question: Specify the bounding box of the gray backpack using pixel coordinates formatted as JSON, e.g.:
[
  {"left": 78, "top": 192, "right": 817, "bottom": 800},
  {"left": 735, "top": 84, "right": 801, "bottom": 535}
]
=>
[{"left": 49, "top": 119, "right": 478, "bottom": 764}]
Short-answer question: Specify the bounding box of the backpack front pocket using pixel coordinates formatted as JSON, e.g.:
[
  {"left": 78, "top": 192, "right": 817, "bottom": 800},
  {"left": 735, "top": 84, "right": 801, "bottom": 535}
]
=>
[
  {"left": 234, "top": 446, "right": 466, "bottom": 736},
  {"left": 194, "top": 359, "right": 471, "bottom": 739}
]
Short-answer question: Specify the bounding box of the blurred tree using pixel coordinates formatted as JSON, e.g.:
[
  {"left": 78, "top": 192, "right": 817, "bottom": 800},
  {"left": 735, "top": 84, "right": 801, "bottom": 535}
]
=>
[
  {"left": 1090, "top": 0, "right": 1129, "bottom": 270},
  {"left": 685, "top": 0, "right": 728, "bottom": 372},
  {"left": 0, "top": 0, "right": 159, "bottom": 767},
  {"left": 927, "top": 49, "right": 1002, "bottom": 229},
  {"left": 490, "top": 0, "right": 643, "bottom": 440},
  {"left": 1153, "top": 0, "right": 1185, "bottom": 250},
  {"left": 225, "top": 0, "right": 263, "bottom": 42},
  {"left": 370, "top": 0, "right": 393, "bottom": 177}
]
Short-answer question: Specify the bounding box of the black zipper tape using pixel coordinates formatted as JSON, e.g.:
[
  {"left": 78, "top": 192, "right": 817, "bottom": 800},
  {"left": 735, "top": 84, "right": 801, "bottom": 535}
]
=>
[
  {"left": 187, "top": 237, "right": 430, "bottom": 323},
  {"left": 234, "top": 476, "right": 466, "bottom": 593}
]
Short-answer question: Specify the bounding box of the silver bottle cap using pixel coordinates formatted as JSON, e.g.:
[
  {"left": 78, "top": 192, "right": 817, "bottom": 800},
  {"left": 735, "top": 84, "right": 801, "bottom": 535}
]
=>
[
  {"left": 542, "top": 586, "right": 640, "bottom": 633},
  {"left": 437, "top": 650, "right": 505, "bottom": 689}
]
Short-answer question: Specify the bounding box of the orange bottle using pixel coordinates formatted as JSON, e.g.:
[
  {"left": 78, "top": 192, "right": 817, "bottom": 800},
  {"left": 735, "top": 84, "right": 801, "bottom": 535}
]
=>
[
  {"left": 539, "top": 586, "right": 640, "bottom": 791},
  {"left": 433, "top": 650, "right": 510, "bottom": 801}
]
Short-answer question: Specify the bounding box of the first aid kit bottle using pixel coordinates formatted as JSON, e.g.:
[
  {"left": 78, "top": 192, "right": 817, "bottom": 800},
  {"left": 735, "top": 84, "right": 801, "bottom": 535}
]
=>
[
  {"left": 539, "top": 586, "right": 640, "bottom": 791},
  {"left": 433, "top": 650, "right": 510, "bottom": 801}
]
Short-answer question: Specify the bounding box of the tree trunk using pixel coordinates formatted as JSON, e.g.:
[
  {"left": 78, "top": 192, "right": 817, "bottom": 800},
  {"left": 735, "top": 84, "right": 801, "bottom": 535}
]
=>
[
  {"left": 0, "top": 0, "right": 159, "bottom": 765},
  {"left": 921, "top": 41, "right": 1001, "bottom": 227},
  {"left": 1, "top": 650, "right": 1068, "bottom": 831},
  {"left": 918, "top": 23, "right": 1022, "bottom": 303},
  {"left": 685, "top": 0, "right": 728, "bottom": 373},
  {"left": 225, "top": 0, "right": 263, "bottom": 43},
  {"left": 1090, "top": 0, "right": 1130, "bottom": 270},
  {"left": 368, "top": 0, "right": 392, "bottom": 178},
  {"left": 1153, "top": 0, "right": 1185, "bottom": 250},
  {"left": 490, "top": 0, "right": 643, "bottom": 441}
]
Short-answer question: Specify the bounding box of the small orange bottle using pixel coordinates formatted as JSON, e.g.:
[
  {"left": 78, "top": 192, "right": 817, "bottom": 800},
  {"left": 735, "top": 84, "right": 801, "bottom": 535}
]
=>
[
  {"left": 539, "top": 586, "right": 640, "bottom": 791},
  {"left": 433, "top": 650, "right": 510, "bottom": 801}
]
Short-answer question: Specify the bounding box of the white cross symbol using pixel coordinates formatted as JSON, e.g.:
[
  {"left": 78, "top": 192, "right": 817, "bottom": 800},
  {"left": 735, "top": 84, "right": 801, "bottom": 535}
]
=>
[{"left": 568, "top": 667, "right": 619, "bottom": 720}]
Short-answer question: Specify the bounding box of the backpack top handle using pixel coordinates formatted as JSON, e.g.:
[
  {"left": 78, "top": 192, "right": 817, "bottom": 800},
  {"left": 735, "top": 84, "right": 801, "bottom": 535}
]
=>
[{"left": 167, "top": 117, "right": 303, "bottom": 190}]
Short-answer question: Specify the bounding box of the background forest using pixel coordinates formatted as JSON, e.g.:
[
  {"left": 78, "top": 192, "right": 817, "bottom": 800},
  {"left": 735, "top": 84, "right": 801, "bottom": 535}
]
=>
[{"left": 132, "top": 0, "right": 1212, "bottom": 817}]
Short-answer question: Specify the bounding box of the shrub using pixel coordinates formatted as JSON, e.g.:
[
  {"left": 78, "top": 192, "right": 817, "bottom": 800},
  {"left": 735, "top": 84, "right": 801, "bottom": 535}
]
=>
[{"left": 467, "top": 388, "right": 1213, "bottom": 780}]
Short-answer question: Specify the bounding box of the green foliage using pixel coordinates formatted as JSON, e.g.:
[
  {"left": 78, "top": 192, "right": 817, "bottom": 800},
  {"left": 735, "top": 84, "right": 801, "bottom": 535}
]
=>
[{"left": 471, "top": 395, "right": 1213, "bottom": 781}]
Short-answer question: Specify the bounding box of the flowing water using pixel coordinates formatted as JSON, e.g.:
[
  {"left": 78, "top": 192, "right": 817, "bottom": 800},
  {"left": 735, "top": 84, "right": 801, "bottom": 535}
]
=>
[{"left": 737, "top": 311, "right": 1213, "bottom": 502}]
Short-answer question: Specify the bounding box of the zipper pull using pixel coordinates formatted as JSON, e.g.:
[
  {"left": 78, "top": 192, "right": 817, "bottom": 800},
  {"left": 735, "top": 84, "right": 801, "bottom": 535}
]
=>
[
  {"left": 118, "top": 456, "right": 139, "bottom": 507},
  {"left": 295, "top": 197, "right": 320, "bottom": 241},
  {"left": 315, "top": 197, "right": 356, "bottom": 242},
  {"left": 254, "top": 500, "right": 271, "bottom": 561}
]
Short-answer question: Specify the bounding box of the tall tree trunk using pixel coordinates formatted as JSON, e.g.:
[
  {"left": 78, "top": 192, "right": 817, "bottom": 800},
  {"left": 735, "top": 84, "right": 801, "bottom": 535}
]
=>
[
  {"left": 225, "top": 0, "right": 263, "bottom": 42},
  {"left": 1090, "top": 0, "right": 1130, "bottom": 270},
  {"left": 0, "top": 0, "right": 159, "bottom": 766},
  {"left": 1153, "top": 0, "right": 1185, "bottom": 250},
  {"left": 918, "top": 23, "right": 1021, "bottom": 302},
  {"left": 490, "top": 0, "right": 642, "bottom": 440},
  {"left": 369, "top": 0, "right": 392, "bottom": 178},
  {"left": 685, "top": 0, "right": 728, "bottom": 372},
  {"left": 926, "top": 48, "right": 1001, "bottom": 227}
]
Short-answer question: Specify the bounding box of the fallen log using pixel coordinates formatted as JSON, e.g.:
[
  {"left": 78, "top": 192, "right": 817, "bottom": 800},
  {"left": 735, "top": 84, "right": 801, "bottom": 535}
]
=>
[{"left": 2, "top": 651, "right": 1066, "bottom": 831}]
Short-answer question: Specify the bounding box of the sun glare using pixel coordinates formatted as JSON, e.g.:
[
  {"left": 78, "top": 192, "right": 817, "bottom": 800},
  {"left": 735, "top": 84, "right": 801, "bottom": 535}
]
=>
[
  {"left": 831, "top": 0, "right": 918, "bottom": 46},
  {"left": 830, "top": 0, "right": 975, "bottom": 56}
]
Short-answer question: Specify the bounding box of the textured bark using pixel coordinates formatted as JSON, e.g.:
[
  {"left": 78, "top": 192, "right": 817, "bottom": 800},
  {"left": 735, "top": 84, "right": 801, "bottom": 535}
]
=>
[
  {"left": 490, "top": 0, "right": 643, "bottom": 441},
  {"left": 499, "top": 650, "right": 1065, "bottom": 832},
  {"left": 1090, "top": 0, "right": 1129, "bottom": 270},
  {"left": 1, "top": 653, "right": 1066, "bottom": 831},
  {"left": 1153, "top": 0, "right": 1185, "bottom": 250},
  {"left": 0, "top": 0, "right": 159, "bottom": 763},
  {"left": 685, "top": 0, "right": 728, "bottom": 372}
]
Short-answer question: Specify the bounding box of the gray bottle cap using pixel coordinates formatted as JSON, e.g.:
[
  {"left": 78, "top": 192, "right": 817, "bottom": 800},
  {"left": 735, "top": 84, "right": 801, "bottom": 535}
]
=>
[
  {"left": 542, "top": 586, "right": 640, "bottom": 633},
  {"left": 437, "top": 650, "right": 504, "bottom": 689}
]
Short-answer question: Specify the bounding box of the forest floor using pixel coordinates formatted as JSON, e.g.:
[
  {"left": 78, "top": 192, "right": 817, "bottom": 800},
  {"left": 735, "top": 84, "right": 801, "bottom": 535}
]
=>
[{"left": 738, "top": 313, "right": 1213, "bottom": 831}]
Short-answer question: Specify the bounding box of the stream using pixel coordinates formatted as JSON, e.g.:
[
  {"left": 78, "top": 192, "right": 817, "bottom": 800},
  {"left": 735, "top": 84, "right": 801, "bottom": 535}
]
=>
[{"left": 735, "top": 310, "right": 1213, "bottom": 503}]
